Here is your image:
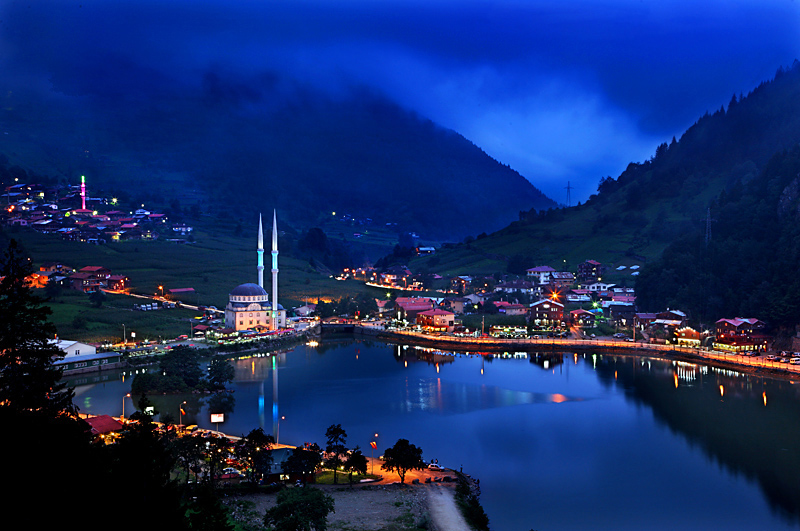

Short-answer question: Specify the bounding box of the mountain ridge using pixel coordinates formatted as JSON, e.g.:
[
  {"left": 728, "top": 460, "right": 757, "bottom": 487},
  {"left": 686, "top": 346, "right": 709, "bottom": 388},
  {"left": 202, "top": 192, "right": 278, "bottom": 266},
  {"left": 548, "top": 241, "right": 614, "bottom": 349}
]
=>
[{"left": 0, "top": 71, "right": 556, "bottom": 240}]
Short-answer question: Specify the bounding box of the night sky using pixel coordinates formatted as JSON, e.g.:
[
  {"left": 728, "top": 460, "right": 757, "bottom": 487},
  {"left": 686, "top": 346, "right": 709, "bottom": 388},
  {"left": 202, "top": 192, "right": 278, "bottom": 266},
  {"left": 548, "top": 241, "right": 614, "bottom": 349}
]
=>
[{"left": 1, "top": 0, "right": 798, "bottom": 202}]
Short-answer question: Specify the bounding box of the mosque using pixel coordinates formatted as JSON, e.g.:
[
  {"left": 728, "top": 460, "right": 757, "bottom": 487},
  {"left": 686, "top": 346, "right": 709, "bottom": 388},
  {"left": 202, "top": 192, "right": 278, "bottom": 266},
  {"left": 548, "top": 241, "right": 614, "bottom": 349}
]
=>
[{"left": 224, "top": 212, "right": 286, "bottom": 331}]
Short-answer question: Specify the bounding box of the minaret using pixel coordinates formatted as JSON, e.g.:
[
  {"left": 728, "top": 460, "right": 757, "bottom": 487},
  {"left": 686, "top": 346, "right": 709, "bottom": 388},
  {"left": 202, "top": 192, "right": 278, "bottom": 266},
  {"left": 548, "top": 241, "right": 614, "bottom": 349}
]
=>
[
  {"left": 257, "top": 213, "right": 265, "bottom": 288},
  {"left": 271, "top": 210, "right": 279, "bottom": 328},
  {"left": 80, "top": 175, "right": 86, "bottom": 210}
]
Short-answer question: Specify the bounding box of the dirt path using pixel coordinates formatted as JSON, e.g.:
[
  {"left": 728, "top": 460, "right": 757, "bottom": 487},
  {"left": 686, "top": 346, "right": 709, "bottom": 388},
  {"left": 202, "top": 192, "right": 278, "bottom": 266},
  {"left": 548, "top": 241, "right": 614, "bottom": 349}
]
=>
[{"left": 426, "top": 484, "right": 470, "bottom": 531}]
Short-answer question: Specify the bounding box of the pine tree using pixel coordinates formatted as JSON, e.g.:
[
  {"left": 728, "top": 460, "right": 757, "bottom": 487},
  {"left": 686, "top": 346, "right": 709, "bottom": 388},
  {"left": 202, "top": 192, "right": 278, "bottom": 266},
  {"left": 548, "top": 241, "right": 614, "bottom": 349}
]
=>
[{"left": 0, "top": 239, "right": 74, "bottom": 414}]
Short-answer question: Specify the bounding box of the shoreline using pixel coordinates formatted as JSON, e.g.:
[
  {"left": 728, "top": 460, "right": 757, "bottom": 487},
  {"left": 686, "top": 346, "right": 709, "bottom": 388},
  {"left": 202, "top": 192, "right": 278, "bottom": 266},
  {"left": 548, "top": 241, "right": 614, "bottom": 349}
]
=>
[{"left": 355, "top": 326, "right": 800, "bottom": 381}]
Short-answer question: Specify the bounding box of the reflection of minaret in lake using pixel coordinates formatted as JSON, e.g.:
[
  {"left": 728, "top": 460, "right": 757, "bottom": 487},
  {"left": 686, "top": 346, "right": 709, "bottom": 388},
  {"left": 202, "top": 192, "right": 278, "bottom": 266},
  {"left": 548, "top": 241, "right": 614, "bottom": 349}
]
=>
[
  {"left": 257, "top": 213, "right": 264, "bottom": 288},
  {"left": 272, "top": 355, "right": 279, "bottom": 441},
  {"left": 271, "top": 210, "right": 279, "bottom": 326}
]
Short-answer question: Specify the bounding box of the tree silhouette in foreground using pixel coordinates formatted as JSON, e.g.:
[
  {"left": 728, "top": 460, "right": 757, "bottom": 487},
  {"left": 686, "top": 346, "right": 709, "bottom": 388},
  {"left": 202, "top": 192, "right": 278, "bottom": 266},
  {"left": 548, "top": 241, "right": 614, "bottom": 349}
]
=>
[
  {"left": 264, "top": 487, "right": 334, "bottom": 531},
  {"left": 283, "top": 446, "right": 323, "bottom": 485},
  {"left": 324, "top": 423, "right": 348, "bottom": 485},
  {"left": 0, "top": 239, "right": 74, "bottom": 414},
  {"left": 343, "top": 446, "right": 368, "bottom": 488},
  {"left": 381, "top": 438, "right": 425, "bottom": 484}
]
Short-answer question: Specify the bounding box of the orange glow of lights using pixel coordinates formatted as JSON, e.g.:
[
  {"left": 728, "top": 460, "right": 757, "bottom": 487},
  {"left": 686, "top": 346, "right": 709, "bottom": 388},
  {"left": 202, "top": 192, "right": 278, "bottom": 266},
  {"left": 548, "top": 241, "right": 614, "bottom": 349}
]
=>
[
  {"left": 719, "top": 385, "right": 724, "bottom": 397},
  {"left": 674, "top": 374, "right": 679, "bottom": 388},
  {"left": 763, "top": 391, "right": 767, "bottom": 406},
  {"left": 251, "top": 361, "right": 255, "bottom": 375},
  {"left": 436, "top": 363, "right": 440, "bottom": 374},
  {"left": 615, "top": 371, "right": 618, "bottom": 379},
  {"left": 551, "top": 393, "right": 568, "bottom": 403},
  {"left": 404, "top": 360, "right": 408, "bottom": 368}
]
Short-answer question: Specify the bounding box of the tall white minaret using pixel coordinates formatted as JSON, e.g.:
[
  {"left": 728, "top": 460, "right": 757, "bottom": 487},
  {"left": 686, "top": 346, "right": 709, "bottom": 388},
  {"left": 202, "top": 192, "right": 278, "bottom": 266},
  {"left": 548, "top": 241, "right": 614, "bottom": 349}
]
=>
[
  {"left": 257, "top": 213, "right": 264, "bottom": 288},
  {"left": 271, "top": 210, "right": 279, "bottom": 327}
]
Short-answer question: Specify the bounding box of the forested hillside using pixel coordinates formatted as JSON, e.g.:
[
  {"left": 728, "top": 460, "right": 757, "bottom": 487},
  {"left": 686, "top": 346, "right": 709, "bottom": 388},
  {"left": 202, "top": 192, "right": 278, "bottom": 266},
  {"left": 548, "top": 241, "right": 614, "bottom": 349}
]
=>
[
  {"left": 635, "top": 144, "right": 800, "bottom": 329},
  {"left": 415, "top": 61, "right": 800, "bottom": 330}
]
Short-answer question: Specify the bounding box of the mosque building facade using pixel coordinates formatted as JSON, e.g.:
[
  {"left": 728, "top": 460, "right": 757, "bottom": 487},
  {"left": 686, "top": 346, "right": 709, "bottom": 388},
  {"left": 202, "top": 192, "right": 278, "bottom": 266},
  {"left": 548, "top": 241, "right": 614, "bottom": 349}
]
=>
[{"left": 224, "top": 212, "right": 286, "bottom": 331}]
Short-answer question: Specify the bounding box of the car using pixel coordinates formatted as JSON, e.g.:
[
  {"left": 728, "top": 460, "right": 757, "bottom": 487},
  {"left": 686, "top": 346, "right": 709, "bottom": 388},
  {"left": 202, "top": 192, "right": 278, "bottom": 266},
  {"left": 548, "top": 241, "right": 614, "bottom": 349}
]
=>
[
  {"left": 790, "top": 358, "right": 800, "bottom": 365},
  {"left": 428, "top": 463, "right": 444, "bottom": 471}
]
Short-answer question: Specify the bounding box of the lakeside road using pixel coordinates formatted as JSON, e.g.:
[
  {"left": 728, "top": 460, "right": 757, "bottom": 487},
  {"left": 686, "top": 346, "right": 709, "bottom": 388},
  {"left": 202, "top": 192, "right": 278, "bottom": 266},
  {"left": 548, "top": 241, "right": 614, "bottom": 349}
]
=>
[{"left": 364, "top": 327, "right": 800, "bottom": 378}]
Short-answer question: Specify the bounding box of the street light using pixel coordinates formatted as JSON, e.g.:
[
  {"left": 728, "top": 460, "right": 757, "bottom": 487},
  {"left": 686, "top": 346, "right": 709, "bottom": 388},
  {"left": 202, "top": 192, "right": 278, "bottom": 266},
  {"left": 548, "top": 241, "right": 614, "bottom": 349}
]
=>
[
  {"left": 277, "top": 416, "right": 285, "bottom": 444},
  {"left": 370, "top": 433, "right": 379, "bottom": 475},
  {"left": 121, "top": 393, "right": 131, "bottom": 421},
  {"left": 179, "top": 401, "right": 187, "bottom": 429}
]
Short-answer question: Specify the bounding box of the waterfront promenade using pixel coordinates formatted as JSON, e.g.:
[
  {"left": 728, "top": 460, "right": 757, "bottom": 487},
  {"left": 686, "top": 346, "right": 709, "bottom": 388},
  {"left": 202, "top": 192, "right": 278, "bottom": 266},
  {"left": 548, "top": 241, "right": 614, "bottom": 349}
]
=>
[{"left": 358, "top": 326, "right": 800, "bottom": 376}]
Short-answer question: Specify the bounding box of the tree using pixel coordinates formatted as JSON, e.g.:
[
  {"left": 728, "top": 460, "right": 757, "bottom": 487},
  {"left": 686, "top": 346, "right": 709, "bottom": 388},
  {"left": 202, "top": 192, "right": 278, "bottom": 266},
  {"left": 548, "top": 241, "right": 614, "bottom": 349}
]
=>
[
  {"left": 207, "top": 355, "right": 235, "bottom": 390},
  {"left": 202, "top": 435, "right": 232, "bottom": 488},
  {"left": 381, "top": 438, "right": 425, "bottom": 484},
  {"left": 234, "top": 428, "right": 274, "bottom": 483},
  {"left": 106, "top": 412, "right": 187, "bottom": 527},
  {"left": 282, "top": 447, "right": 322, "bottom": 485},
  {"left": 88, "top": 289, "right": 106, "bottom": 308},
  {"left": 324, "top": 424, "right": 348, "bottom": 485},
  {"left": 172, "top": 434, "right": 205, "bottom": 485},
  {"left": 159, "top": 345, "right": 204, "bottom": 389},
  {"left": 343, "top": 446, "right": 368, "bottom": 488},
  {"left": 0, "top": 239, "right": 74, "bottom": 414},
  {"left": 264, "top": 487, "right": 334, "bottom": 531},
  {"left": 185, "top": 484, "right": 235, "bottom": 531}
]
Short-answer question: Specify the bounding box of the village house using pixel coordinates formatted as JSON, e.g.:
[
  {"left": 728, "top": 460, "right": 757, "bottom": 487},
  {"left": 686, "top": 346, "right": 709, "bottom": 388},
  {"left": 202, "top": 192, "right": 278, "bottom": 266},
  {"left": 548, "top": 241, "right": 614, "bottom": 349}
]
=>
[
  {"left": 583, "top": 281, "right": 615, "bottom": 292},
  {"left": 566, "top": 289, "right": 591, "bottom": 303},
  {"left": 450, "top": 275, "right": 472, "bottom": 294},
  {"left": 293, "top": 303, "right": 317, "bottom": 317},
  {"left": 79, "top": 266, "right": 112, "bottom": 280},
  {"left": 714, "top": 317, "right": 768, "bottom": 351},
  {"left": 676, "top": 326, "right": 701, "bottom": 347},
  {"left": 634, "top": 313, "right": 657, "bottom": 329},
  {"left": 570, "top": 309, "right": 596, "bottom": 328},
  {"left": 499, "top": 303, "right": 528, "bottom": 316},
  {"left": 549, "top": 271, "right": 576, "bottom": 289},
  {"left": 395, "top": 297, "right": 435, "bottom": 322},
  {"left": 529, "top": 299, "right": 565, "bottom": 329},
  {"left": 106, "top": 275, "right": 129, "bottom": 291},
  {"left": 494, "top": 279, "right": 536, "bottom": 295},
  {"left": 439, "top": 297, "right": 470, "bottom": 315},
  {"left": 577, "top": 259, "right": 604, "bottom": 282},
  {"left": 463, "top": 293, "right": 487, "bottom": 307},
  {"left": 526, "top": 265, "right": 555, "bottom": 284},
  {"left": 416, "top": 308, "right": 455, "bottom": 332},
  {"left": 607, "top": 304, "right": 636, "bottom": 327}
]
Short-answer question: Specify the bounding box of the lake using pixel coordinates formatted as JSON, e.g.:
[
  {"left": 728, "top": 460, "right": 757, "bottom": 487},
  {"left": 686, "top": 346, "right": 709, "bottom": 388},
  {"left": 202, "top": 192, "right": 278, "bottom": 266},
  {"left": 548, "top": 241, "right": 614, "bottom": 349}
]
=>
[{"left": 71, "top": 339, "right": 800, "bottom": 530}]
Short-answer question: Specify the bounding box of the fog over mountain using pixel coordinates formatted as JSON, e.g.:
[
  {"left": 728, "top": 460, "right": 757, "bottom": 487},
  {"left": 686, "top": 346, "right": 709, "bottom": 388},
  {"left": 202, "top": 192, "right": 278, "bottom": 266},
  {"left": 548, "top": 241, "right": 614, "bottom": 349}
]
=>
[{"left": 1, "top": 0, "right": 798, "bottom": 203}]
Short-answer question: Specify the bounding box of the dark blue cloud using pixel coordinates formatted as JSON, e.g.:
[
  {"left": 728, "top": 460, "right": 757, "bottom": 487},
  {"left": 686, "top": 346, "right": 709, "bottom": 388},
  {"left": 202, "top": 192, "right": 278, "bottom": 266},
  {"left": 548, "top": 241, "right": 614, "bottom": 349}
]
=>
[{"left": 1, "top": 0, "right": 798, "bottom": 202}]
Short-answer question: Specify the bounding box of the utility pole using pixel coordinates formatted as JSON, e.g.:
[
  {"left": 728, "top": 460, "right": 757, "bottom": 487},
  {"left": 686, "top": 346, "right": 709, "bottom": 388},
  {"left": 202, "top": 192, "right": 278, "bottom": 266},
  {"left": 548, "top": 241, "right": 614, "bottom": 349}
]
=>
[{"left": 565, "top": 181, "right": 573, "bottom": 207}]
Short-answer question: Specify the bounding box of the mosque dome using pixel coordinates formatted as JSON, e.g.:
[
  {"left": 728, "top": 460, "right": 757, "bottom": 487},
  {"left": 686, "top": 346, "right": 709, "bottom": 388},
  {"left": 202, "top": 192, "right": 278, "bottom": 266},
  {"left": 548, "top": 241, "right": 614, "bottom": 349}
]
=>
[{"left": 229, "top": 283, "right": 268, "bottom": 298}]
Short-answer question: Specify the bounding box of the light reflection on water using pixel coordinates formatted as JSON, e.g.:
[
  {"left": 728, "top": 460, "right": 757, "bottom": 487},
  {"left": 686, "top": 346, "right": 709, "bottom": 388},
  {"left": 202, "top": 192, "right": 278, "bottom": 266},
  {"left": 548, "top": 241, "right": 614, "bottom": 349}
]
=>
[{"left": 71, "top": 340, "right": 800, "bottom": 531}]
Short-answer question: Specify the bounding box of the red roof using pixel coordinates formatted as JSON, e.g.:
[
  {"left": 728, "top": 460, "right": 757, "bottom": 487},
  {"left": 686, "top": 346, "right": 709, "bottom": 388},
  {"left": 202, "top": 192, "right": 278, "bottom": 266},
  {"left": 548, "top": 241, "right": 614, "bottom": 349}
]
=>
[
  {"left": 83, "top": 415, "right": 123, "bottom": 435},
  {"left": 418, "top": 309, "right": 454, "bottom": 316}
]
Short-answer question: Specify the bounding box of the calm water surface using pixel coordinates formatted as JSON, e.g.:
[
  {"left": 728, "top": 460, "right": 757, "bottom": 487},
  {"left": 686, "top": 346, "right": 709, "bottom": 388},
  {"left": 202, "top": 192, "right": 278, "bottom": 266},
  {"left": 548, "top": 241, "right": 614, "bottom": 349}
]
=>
[{"left": 72, "top": 339, "right": 800, "bottom": 531}]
